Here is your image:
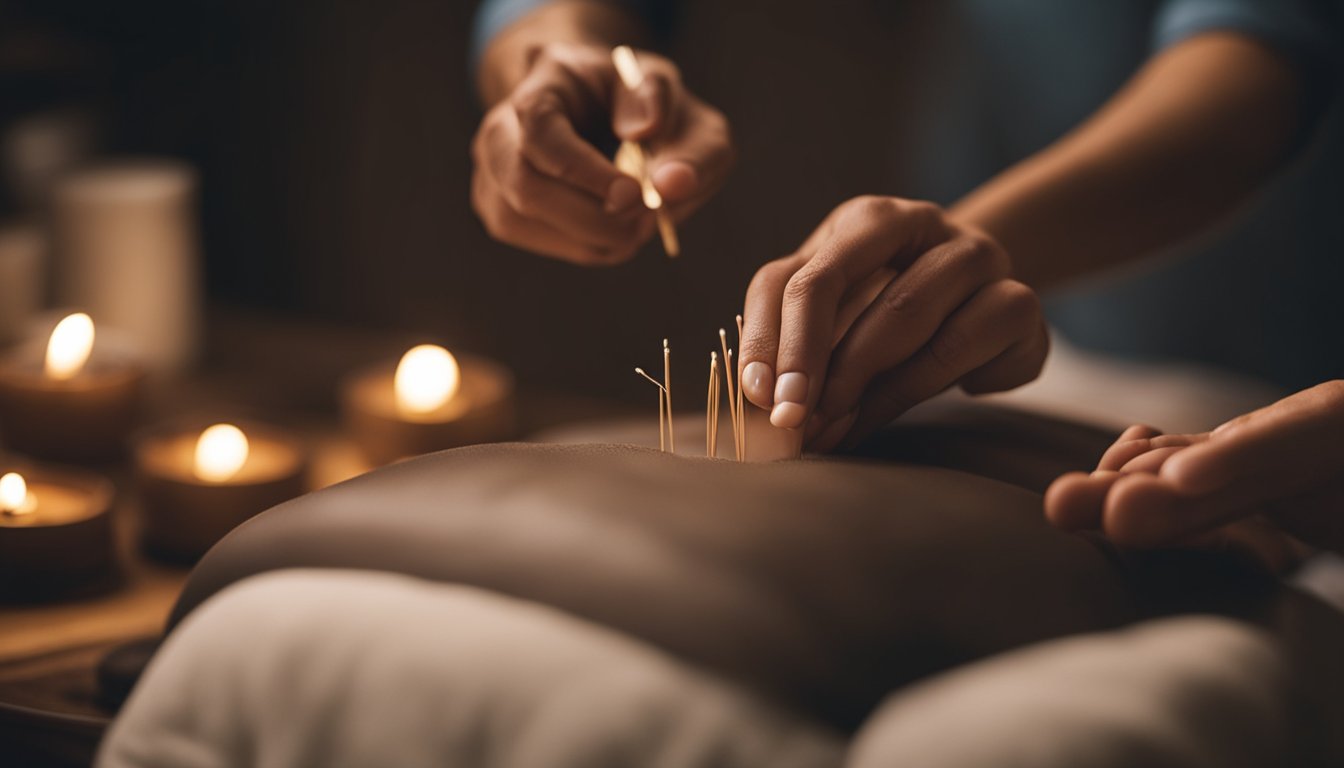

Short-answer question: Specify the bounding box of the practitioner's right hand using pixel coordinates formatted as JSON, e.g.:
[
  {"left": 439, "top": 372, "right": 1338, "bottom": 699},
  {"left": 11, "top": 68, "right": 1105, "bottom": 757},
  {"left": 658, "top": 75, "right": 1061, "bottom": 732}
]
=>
[
  {"left": 740, "top": 196, "right": 1049, "bottom": 451},
  {"left": 471, "top": 42, "right": 734, "bottom": 265}
]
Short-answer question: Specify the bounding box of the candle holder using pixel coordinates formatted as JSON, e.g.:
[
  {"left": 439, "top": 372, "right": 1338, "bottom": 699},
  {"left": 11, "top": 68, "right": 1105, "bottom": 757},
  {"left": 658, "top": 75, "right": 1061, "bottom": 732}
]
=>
[
  {"left": 340, "top": 350, "right": 515, "bottom": 466},
  {"left": 0, "top": 313, "right": 145, "bottom": 461},
  {"left": 0, "top": 461, "right": 115, "bottom": 601},
  {"left": 134, "top": 420, "right": 308, "bottom": 563}
]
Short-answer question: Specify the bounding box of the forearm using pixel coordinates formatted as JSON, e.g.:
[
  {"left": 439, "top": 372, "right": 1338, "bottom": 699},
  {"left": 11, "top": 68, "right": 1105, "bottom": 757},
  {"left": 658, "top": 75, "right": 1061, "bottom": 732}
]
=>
[
  {"left": 950, "top": 32, "right": 1306, "bottom": 290},
  {"left": 477, "top": 0, "right": 653, "bottom": 106}
]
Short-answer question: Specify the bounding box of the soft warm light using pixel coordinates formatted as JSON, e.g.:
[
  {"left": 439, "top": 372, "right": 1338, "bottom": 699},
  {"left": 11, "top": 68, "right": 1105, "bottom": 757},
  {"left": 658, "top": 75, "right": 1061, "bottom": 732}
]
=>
[
  {"left": 394, "top": 345, "right": 461, "bottom": 413},
  {"left": 0, "top": 472, "right": 33, "bottom": 516},
  {"left": 45, "top": 312, "right": 95, "bottom": 380},
  {"left": 194, "top": 424, "right": 249, "bottom": 483}
]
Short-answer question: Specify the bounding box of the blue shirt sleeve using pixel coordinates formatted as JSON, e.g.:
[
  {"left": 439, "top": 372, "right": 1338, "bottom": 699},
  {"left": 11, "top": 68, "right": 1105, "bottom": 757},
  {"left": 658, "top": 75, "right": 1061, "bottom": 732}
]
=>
[
  {"left": 1153, "top": 0, "right": 1340, "bottom": 114},
  {"left": 471, "top": 0, "right": 675, "bottom": 65}
]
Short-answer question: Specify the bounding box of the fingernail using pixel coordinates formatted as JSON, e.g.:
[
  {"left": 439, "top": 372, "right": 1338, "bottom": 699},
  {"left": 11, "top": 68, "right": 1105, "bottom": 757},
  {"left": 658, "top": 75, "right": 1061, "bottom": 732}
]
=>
[
  {"left": 742, "top": 362, "right": 774, "bottom": 406},
  {"left": 770, "top": 373, "right": 809, "bottom": 428},
  {"left": 605, "top": 177, "right": 642, "bottom": 213},
  {"left": 770, "top": 402, "right": 807, "bottom": 429},
  {"left": 774, "top": 372, "right": 808, "bottom": 405}
]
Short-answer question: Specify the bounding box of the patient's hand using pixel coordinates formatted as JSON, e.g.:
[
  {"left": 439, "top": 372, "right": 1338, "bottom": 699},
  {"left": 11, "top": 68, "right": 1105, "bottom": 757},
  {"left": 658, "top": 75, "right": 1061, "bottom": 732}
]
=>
[
  {"left": 739, "top": 196, "right": 1049, "bottom": 452},
  {"left": 1045, "top": 380, "right": 1344, "bottom": 565}
]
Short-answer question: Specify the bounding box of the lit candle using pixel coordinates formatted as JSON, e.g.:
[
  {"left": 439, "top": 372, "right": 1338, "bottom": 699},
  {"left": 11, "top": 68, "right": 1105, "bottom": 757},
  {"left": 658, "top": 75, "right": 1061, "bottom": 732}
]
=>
[
  {"left": 52, "top": 160, "right": 202, "bottom": 374},
  {"left": 340, "top": 344, "right": 515, "bottom": 466},
  {"left": 134, "top": 421, "right": 307, "bottom": 563},
  {"left": 0, "top": 312, "right": 145, "bottom": 461},
  {"left": 0, "top": 465, "right": 115, "bottom": 600}
]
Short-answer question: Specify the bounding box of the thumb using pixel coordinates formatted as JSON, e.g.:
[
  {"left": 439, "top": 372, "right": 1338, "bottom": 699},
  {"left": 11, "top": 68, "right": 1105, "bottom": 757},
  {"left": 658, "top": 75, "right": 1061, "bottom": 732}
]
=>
[{"left": 613, "top": 73, "right": 672, "bottom": 142}]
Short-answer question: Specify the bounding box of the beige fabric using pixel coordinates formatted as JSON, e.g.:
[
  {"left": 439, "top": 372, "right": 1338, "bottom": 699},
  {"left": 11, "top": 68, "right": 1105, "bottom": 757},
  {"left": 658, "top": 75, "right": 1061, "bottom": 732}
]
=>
[
  {"left": 847, "top": 617, "right": 1291, "bottom": 768},
  {"left": 98, "top": 569, "right": 843, "bottom": 768}
]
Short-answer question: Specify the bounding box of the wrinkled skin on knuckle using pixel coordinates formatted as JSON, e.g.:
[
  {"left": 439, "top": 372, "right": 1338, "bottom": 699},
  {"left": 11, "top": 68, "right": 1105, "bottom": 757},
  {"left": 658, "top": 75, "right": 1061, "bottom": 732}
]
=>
[
  {"left": 901, "top": 199, "right": 943, "bottom": 224},
  {"left": 749, "top": 258, "right": 792, "bottom": 295},
  {"left": 995, "top": 279, "right": 1042, "bottom": 328},
  {"left": 876, "top": 287, "right": 918, "bottom": 320},
  {"left": 845, "top": 195, "right": 900, "bottom": 224},
  {"left": 783, "top": 265, "right": 840, "bottom": 308},
  {"left": 533, "top": 42, "right": 565, "bottom": 68}
]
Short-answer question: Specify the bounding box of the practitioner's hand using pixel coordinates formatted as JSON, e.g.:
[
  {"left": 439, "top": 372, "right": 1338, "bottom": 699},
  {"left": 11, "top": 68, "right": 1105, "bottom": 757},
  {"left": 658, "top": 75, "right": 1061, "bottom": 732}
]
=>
[
  {"left": 1046, "top": 381, "right": 1344, "bottom": 563},
  {"left": 740, "top": 196, "right": 1049, "bottom": 451},
  {"left": 471, "top": 42, "right": 734, "bottom": 265}
]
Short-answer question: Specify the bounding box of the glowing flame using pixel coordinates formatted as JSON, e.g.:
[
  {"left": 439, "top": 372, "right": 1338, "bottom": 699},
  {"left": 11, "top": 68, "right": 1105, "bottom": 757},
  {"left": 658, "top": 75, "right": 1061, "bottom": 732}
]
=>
[
  {"left": 394, "top": 345, "right": 460, "bottom": 414},
  {"left": 45, "top": 312, "right": 95, "bottom": 380},
  {"left": 0, "top": 472, "right": 34, "bottom": 516},
  {"left": 194, "top": 424, "right": 249, "bottom": 483}
]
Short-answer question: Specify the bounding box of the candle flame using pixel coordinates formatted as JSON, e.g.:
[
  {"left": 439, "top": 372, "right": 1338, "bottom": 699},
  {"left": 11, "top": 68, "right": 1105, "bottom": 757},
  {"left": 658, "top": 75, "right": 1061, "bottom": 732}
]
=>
[
  {"left": 394, "top": 345, "right": 461, "bottom": 414},
  {"left": 0, "top": 472, "right": 34, "bottom": 516},
  {"left": 45, "top": 312, "right": 95, "bottom": 380},
  {"left": 194, "top": 424, "right": 249, "bottom": 483}
]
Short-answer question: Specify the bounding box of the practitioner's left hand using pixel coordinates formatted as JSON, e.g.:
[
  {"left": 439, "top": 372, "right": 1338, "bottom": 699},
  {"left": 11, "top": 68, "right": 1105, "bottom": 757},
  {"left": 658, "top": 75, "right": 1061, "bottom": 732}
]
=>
[
  {"left": 739, "top": 195, "right": 1049, "bottom": 452},
  {"left": 1045, "top": 380, "right": 1344, "bottom": 566}
]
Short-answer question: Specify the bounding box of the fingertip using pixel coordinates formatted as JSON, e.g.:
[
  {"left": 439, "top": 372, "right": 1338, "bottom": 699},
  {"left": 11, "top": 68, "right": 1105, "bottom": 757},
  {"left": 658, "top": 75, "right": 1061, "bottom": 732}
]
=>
[
  {"left": 1043, "top": 471, "right": 1113, "bottom": 530},
  {"left": 1118, "top": 424, "right": 1161, "bottom": 442},
  {"left": 617, "top": 77, "right": 665, "bottom": 134},
  {"left": 741, "top": 361, "right": 775, "bottom": 408},
  {"left": 1158, "top": 446, "right": 1223, "bottom": 496},
  {"left": 769, "top": 401, "right": 808, "bottom": 429},
  {"left": 652, "top": 161, "right": 698, "bottom": 202},
  {"left": 1105, "top": 474, "right": 1179, "bottom": 547},
  {"left": 613, "top": 114, "right": 655, "bottom": 143}
]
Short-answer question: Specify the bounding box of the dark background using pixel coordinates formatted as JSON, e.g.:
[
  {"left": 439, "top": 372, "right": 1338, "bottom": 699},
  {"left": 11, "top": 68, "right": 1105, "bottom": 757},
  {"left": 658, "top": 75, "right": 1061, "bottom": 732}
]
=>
[{"left": 0, "top": 0, "right": 936, "bottom": 401}]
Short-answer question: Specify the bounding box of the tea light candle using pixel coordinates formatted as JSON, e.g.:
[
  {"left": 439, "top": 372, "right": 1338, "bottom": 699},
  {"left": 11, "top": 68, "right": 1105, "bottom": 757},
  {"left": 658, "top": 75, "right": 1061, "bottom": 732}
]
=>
[
  {"left": 0, "top": 466, "right": 114, "bottom": 600},
  {"left": 135, "top": 421, "right": 308, "bottom": 562},
  {"left": 0, "top": 312, "right": 145, "bottom": 461},
  {"left": 340, "top": 344, "right": 515, "bottom": 466}
]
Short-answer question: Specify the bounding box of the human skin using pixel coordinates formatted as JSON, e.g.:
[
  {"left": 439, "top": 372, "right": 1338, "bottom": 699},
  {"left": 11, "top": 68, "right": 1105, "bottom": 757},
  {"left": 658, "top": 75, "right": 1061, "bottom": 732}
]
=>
[
  {"left": 171, "top": 441, "right": 1133, "bottom": 727},
  {"left": 472, "top": 0, "right": 734, "bottom": 265},
  {"left": 1046, "top": 380, "right": 1344, "bottom": 559},
  {"left": 168, "top": 410, "right": 1343, "bottom": 730},
  {"left": 740, "top": 32, "right": 1307, "bottom": 451}
]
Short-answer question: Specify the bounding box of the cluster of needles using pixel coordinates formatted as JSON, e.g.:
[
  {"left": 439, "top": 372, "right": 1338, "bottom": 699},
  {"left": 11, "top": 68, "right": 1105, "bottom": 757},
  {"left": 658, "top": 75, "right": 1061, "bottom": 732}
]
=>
[{"left": 636, "top": 316, "right": 748, "bottom": 461}]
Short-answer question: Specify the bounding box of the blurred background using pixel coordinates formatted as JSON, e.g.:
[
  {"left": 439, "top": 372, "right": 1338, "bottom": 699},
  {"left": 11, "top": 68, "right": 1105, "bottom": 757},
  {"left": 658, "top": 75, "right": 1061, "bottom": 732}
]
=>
[
  {"left": 2, "top": 0, "right": 915, "bottom": 404},
  {"left": 1, "top": 0, "right": 1339, "bottom": 405}
]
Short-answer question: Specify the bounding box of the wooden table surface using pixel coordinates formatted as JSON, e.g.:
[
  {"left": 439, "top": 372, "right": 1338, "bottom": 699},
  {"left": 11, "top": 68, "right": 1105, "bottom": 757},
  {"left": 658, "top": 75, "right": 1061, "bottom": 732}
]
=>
[{"left": 0, "top": 309, "right": 636, "bottom": 767}]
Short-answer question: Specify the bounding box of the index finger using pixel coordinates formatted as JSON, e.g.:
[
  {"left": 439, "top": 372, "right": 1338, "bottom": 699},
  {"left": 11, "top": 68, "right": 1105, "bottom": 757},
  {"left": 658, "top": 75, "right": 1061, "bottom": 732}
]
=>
[
  {"left": 1161, "top": 381, "right": 1344, "bottom": 496},
  {"left": 769, "top": 199, "right": 952, "bottom": 428}
]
